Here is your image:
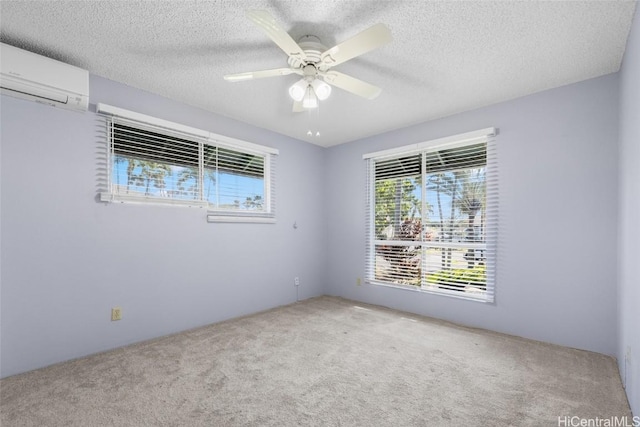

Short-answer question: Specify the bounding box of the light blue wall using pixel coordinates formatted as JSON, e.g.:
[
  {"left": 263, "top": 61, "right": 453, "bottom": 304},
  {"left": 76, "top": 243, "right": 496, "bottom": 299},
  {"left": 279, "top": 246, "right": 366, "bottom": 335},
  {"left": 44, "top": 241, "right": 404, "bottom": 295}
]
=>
[
  {"left": 0, "top": 75, "right": 327, "bottom": 377},
  {"left": 325, "top": 73, "right": 620, "bottom": 356},
  {"left": 618, "top": 4, "right": 640, "bottom": 415},
  {"left": 0, "top": 54, "right": 632, "bottom": 411}
]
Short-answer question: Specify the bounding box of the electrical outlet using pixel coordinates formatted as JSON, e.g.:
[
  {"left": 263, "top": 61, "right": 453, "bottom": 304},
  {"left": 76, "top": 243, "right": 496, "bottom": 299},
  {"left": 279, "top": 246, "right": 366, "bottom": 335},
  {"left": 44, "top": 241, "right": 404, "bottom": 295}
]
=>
[
  {"left": 357, "top": 277, "right": 362, "bottom": 286},
  {"left": 111, "top": 307, "right": 122, "bottom": 321},
  {"left": 294, "top": 277, "right": 300, "bottom": 287}
]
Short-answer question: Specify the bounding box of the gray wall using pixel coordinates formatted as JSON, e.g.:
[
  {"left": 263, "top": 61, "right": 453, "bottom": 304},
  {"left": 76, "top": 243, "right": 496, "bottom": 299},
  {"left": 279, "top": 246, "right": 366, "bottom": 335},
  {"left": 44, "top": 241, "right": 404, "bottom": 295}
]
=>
[
  {"left": 325, "top": 73, "right": 620, "bottom": 356},
  {"left": 0, "top": 75, "right": 327, "bottom": 378},
  {"left": 618, "top": 4, "right": 640, "bottom": 415}
]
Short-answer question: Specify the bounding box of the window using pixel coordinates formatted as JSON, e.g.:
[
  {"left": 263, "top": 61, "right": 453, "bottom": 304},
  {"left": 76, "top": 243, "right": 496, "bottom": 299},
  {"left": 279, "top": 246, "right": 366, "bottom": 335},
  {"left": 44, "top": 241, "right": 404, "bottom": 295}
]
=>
[
  {"left": 364, "top": 128, "right": 497, "bottom": 302},
  {"left": 97, "top": 104, "right": 277, "bottom": 222}
]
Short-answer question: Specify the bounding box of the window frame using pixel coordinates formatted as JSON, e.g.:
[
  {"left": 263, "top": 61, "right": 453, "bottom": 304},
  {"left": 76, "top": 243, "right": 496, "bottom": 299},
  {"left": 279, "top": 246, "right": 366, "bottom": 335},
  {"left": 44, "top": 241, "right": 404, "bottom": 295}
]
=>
[
  {"left": 364, "top": 128, "right": 498, "bottom": 303},
  {"left": 97, "top": 103, "right": 278, "bottom": 223}
]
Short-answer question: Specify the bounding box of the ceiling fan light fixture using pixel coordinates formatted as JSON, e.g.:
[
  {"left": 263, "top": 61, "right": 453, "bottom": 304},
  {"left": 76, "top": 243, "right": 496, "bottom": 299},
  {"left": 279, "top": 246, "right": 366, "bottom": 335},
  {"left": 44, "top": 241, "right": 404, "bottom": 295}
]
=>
[
  {"left": 289, "top": 79, "right": 307, "bottom": 102},
  {"left": 311, "top": 79, "right": 331, "bottom": 100},
  {"left": 302, "top": 85, "right": 318, "bottom": 109}
]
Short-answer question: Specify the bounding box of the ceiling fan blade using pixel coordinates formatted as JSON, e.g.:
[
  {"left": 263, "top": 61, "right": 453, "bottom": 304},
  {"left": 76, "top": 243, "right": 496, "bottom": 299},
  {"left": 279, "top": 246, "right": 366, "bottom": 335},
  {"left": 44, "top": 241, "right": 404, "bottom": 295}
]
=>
[
  {"left": 224, "top": 68, "right": 300, "bottom": 82},
  {"left": 320, "top": 71, "right": 382, "bottom": 100},
  {"left": 292, "top": 100, "right": 305, "bottom": 113},
  {"left": 247, "top": 10, "right": 307, "bottom": 65},
  {"left": 320, "top": 23, "right": 392, "bottom": 67}
]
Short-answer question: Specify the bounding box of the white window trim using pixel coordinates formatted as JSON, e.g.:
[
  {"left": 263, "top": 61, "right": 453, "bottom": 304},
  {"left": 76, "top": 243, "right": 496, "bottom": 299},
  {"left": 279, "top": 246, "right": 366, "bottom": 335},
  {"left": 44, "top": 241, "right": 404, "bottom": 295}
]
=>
[
  {"left": 206, "top": 215, "right": 276, "bottom": 224},
  {"left": 97, "top": 103, "right": 278, "bottom": 222},
  {"left": 364, "top": 128, "right": 498, "bottom": 303},
  {"left": 362, "top": 128, "right": 496, "bottom": 160}
]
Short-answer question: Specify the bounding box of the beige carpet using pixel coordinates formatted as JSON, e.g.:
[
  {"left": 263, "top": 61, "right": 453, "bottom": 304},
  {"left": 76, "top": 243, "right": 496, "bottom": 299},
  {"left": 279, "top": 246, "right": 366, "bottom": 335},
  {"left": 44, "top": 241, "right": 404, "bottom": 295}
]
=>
[{"left": 0, "top": 296, "right": 631, "bottom": 426}]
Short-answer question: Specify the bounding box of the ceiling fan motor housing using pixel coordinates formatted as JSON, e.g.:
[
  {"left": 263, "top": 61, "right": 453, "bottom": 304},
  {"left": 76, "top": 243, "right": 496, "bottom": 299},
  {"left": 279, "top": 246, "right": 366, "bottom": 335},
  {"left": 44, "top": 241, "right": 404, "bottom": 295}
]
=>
[{"left": 288, "top": 40, "right": 327, "bottom": 71}]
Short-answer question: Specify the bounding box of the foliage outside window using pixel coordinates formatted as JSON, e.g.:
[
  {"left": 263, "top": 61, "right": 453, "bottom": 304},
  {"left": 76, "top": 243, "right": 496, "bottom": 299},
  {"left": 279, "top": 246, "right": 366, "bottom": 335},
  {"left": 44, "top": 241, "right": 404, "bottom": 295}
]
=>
[
  {"left": 365, "top": 130, "right": 497, "bottom": 302},
  {"left": 99, "top": 105, "right": 277, "bottom": 222}
]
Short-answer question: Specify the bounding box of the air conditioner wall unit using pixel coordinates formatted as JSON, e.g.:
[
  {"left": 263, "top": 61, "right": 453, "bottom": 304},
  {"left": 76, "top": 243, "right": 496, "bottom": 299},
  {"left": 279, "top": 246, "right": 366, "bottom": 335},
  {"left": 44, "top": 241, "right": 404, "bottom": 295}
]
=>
[{"left": 0, "top": 42, "right": 89, "bottom": 112}]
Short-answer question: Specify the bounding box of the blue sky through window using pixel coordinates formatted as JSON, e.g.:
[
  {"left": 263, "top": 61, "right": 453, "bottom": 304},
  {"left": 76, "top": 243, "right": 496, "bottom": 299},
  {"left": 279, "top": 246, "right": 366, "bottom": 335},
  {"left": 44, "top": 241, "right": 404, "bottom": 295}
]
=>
[{"left": 112, "top": 157, "right": 264, "bottom": 208}]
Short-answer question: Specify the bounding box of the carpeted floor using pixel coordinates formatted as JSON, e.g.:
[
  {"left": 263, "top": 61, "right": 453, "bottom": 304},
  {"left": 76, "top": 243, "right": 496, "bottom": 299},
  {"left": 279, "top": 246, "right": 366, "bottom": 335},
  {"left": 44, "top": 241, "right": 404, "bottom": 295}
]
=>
[{"left": 0, "top": 296, "right": 632, "bottom": 426}]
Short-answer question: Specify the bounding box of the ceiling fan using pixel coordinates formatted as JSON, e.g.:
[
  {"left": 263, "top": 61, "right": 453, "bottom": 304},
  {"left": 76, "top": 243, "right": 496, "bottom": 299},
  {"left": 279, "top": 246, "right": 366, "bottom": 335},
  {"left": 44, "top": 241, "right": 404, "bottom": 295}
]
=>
[{"left": 224, "top": 10, "right": 392, "bottom": 112}]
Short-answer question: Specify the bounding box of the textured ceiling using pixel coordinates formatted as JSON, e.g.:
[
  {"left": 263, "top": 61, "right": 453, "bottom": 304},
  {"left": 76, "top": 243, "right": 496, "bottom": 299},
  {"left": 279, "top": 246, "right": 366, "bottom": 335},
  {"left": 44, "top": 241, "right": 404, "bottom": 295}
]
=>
[{"left": 0, "top": 1, "right": 637, "bottom": 147}]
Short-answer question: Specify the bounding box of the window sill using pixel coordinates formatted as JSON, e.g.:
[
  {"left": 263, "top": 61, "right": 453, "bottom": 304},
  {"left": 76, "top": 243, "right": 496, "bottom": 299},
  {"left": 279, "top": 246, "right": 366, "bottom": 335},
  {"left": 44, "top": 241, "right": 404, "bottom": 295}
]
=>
[
  {"left": 367, "top": 279, "right": 494, "bottom": 303},
  {"left": 100, "top": 192, "right": 207, "bottom": 208},
  {"left": 100, "top": 193, "right": 276, "bottom": 223},
  {"left": 206, "top": 215, "right": 276, "bottom": 224}
]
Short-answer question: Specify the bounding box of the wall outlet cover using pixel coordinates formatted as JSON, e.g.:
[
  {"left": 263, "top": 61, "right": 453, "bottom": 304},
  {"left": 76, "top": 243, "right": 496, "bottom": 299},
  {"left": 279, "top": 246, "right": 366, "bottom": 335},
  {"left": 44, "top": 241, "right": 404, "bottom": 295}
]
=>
[{"left": 111, "top": 307, "right": 122, "bottom": 321}]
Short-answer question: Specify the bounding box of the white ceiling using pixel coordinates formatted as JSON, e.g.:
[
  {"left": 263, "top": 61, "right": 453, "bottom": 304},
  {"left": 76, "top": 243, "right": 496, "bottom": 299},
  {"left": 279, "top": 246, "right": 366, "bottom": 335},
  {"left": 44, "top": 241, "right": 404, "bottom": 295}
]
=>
[{"left": 0, "top": 1, "right": 637, "bottom": 147}]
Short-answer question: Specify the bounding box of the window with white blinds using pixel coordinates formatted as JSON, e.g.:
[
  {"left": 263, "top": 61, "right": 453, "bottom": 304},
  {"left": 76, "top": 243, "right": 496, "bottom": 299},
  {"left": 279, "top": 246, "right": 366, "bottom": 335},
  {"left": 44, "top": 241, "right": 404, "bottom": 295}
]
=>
[
  {"left": 364, "top": 128, "right": 498, "bottom": 302},
  {"left": 97, "top": 104, "right": 277, "bottom": 222}
]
